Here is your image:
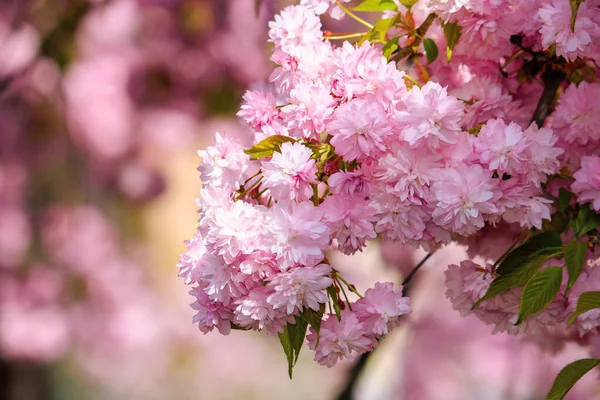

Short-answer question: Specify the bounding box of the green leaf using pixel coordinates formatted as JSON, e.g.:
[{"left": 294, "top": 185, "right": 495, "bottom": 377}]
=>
[
  {"left": 473, "top": 232, "right": 563, "bottom": 309},
  {"left": 570, "top": 0, "right": 584, "bottom": 33},
  {"left": 473, "top": 253, "right": 554, "bottom": 309},
  {"left": 298, "top": 304, "right": 325, "bottom": 334},
  {"left": 382, "top": 37, "right": 399, "bottom": 59},
  {"left": 398, "top": 0, "right": 419, "bottom": 7},
  {"left": 278, "top": 318, "right": 309, "bottom": 378},
  {"left": 546, "top": 358, "right": 600, "bottom": 400},
  {"left": 244, "top": 135, "right": 296, "bottom": 159},
  {"left": 442, "top": 21, "right": 462, "bottom": 62},
  {"left": 359, "top": 17, "right": 395, "bottom": 45},
  {"left": 569, "top": 291, "right": 600, "bottom": 326},
  {"left": 558, "top": 188, "right": 574, "bottom": 213},
  {"left": 327, "top": 285, "right": 342, "bottom": 321},
  {"left": 516, "top": 266, "right": 562, "bottom": 325},
  {"left": 423, "top": 38, "right": 438, "bottom": 64},
  {"left": 571, "top": 204, "right": 600, "bottom": 238},
  {"left": 353, "top": 0, "right": 398, "bottom": 11},
  {"left": 497, "top": 232, "right": 563, "bottom": 276},
  {"left": 564, "top": 240, "right": 588, "bottom": 295}
]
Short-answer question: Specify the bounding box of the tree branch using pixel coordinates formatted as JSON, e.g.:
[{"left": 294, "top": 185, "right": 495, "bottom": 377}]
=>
[
  {"left": 392, "top": 13, "right": 438, "bottom": 62},
  {"left": 531, "top": 67, "right": 565, "bottom": 128},
  {"left": 334, "top": 251, "right": 435, "bottom": 400}
]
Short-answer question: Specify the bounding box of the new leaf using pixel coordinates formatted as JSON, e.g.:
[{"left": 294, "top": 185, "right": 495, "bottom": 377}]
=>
[
  {"left": 353, "top": 0, "right": 398, "bottom": 11},
  {"left": 244, "top": 135, "right": 296, "bottom": 159},
  {"left": 278, "top": 318, "right": 309, "bottom": 378}
]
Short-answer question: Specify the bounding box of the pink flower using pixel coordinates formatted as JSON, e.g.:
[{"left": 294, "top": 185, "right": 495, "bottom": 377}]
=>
[
  {"left": 283, "top": 82, "right": 337, "bottom": 139},
  {"left": 523, "top": 124, "right": 563, "bottom": 187},
  {"left": 431, "top": 164, "right": 498, "bottom": 235},
  {"left": 502, "top": 196, "right": 553, "bottom": 230},
  {"left": 395, "top": 82, "right": 464, "bottom": 148},
  {"left": 328, "top": 97, "right": 393, "bottom": 162},
  {"left": 268, "top": 5, "right": 323, "bottom": 53},
  {"left": 189, "top": 286, "right": 233, "bottom": 335},
  {"left": 369, "top": 192, "right": 427, "bottom": 242},
  {"left": 197, "top": 133, "right": 251, "bottom": 190},
  {"left": 261, "top": 141, "right": 318, "bottom": 203},
  {"left": 300, "top": 0, "right": 351, "bottom": 20},
  {"left": 474, "top": 119, "right": 529, "bottom": 175},
  {"left": 445, "top": 260, "right": 494, "bottom": 316},
  {"left": 537, "top": 0, "right": 600, "bottom": 62},
  {"left": 267, "top": 263, "right": 332, "bottom": 314},
  {"left": 202, "top": 201, "right": 266, "bottom": 263},
  {"left": 321, "top": 195, "right": 377, "bottom": 255},
  {"left": 374, "top": 145, "right": 443, "bottom": 204},
  {"left": 353, "top": 282, "right": 411, "bottom": 336},
  {"left": 234, "top": 285, "right": 293, "bottom": 334},
  {"left": 177, "top": 231, "right": 206, "bottom": 285},
  {"left": 553, "top": 82, "right": 600, "bottom": 146},
  {"left": 327, "top": 168, "right": 372, "bottom": 198},
  {"left": 307, "top": 311, "right": 377, "bottom": 367},
  {"left": 332, "top": 42, "right": 407, "bottom": 103},
  {"left": 572, "top": 155, "right": 600, "bottom": 212},
  {"left": 237, "top": 90, "right": 283, "bottom": 133},
  {"left": 268, "top": 202, "right": 330, "bottom": 270}
]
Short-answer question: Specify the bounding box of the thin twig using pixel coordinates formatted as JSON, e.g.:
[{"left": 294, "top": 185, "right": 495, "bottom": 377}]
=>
[
  {"left": 392, "top": 13, "right": 437, "bottom": 62},
  {"left": 334, "top": 251, "right": 435, "bottom": 400}
]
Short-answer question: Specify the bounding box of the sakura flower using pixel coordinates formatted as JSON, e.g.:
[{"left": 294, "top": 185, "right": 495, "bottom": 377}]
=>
[
  {"left": 202, "top": 201, "right": 266, "bottom": 263},
  {"left": 445, "top": 260, "right": 494, "bottom": 316},
  {"left": 353, "top": 282, "right": 411, "bottom": 336},
  {"left": 268, "top": 201, "right": 329, "bottom": 270},
  {"left": 572, "top": 155, "right": 600, "bottom": 212},
  {"left": 537, "top": 0, "right": 600, "bottom": 62},
  {"left": 177, "top": 231, "right": 206, "bottom": 285},
  {"left": 282, "top": 82, "right": 337, "bottom": 139},
  {"left": 197, "top": 133, "right": 251, "bottom": 190},
  {"left": 190, "top": 286, "right": 233, "bottom": 335},
  {"left": 268, "top": 5, "right": 323, "bottom": 53},
  {"left": 234, "top": 285, "right": 293, "bottom": 334},
  {"left": 395, "top": 82, "right": 464, "bottom": 149},
  {"left": 431, "top": 164, "right": 498, "bottom": 235},
  {"left": 369, "top": 192, "right": 427, "bottom": 242},
  {"left": 374, "top": 145, "right": 443, "bottom": 204},
  {"left": 261, "top": 141, "right": 318, "bottom": 203},
  {"left": 267, "top": 263, "right": 332, "bottom": 314},
  {"left": 321, "top": 195, "right": 377, "bottom": 255},
  {"left": 474, "top": 119, "right": 529, "bottom": 175},
  {"left": 237, "top": 90, "right": 283, "bottom": 134},
  {"left": 327, "top": 97, "right": 393, "bottom": 162},
  {"left": 300, "top": 0, "right": 351, "bottom": 20},
  {"left": 502, "top": 196, "right": 553, "bottom": 230},
  {"left": 327, "top": 168, "right": 372, "bottom": 198},
  {"left": 307, "top": 311, "right": 376, "bottom": 367},
  {"left": 523, "top": 124, "right": 563, "bottom": 186},
  {"left": 553, "top": 82, "right": 600, "bottom": 146}
]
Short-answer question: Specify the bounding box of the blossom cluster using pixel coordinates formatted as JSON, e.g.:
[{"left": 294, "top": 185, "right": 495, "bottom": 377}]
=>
[{"left": 180, "top": 0, "right": 600, "bottom": 372}]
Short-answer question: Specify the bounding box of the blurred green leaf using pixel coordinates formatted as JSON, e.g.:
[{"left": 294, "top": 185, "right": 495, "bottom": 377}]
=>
[
  {"left": 353, "top": 0, "right": 398, "bottom": 11},
  {"left": 442, "top": 21, "right": 462, "bottom": 62},
  {"left": 571, "top": 204, "right": 600, "bottom": 238},
  {"left": 569, "top": 291, "right": 600, "bottom": 326},
  {"left": 547, "top": 358, "right": 600, "bottom": 400},
  {"left": 423, "top": 38, "right": 438, "bottom": 64}
]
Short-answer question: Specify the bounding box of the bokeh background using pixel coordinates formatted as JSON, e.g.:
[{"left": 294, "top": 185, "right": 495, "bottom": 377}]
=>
[{"left": 1, "top": 1, "right": 599, "bottom": 399}]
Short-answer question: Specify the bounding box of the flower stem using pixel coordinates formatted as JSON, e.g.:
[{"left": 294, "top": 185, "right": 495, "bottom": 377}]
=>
[
  {"left": 337, "top": 1, "right": 374, "bottom": 29},
  {"left": 325, "top": 32, "right": 367, "bottom": 40}
]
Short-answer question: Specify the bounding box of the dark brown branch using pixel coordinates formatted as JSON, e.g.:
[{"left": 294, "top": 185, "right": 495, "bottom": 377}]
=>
[{"left": 531, "top": 67, "right": 566, "bottom": 128}]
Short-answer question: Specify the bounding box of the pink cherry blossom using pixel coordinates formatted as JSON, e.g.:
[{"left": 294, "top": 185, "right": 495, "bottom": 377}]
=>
[
  {"left": 353, "top": 282, "right": 411, "bottom": 335},
  {"left": 572, "top": 155, "right": 600, "bottom": 212},
  {"left": 267, "top": 263, "right": 332, "bottom": 314}
]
